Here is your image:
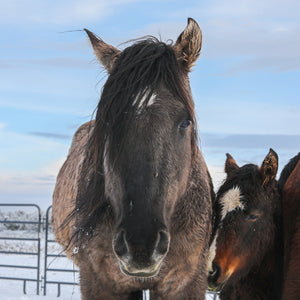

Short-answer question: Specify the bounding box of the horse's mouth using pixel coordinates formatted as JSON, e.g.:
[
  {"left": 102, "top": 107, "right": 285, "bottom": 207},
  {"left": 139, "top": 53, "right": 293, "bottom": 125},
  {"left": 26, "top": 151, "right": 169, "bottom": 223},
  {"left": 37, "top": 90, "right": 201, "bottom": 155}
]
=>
[
  {"left": 119, "top": 261, "right": 161, "bottom": 278},
  {"left": 207, "top": 274, "right": 230, "bottom": 292},
  {"left": 207, "top": 283, "right": 221, "bottom": 292}
]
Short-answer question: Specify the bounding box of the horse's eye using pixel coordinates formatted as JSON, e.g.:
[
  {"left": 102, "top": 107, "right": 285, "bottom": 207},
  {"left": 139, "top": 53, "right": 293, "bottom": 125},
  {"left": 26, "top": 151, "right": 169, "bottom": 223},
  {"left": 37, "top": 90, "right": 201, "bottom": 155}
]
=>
[
  {"left": 246, "top": 214, "right": 259, "bottom": 221},
  {"left": 179, "top": 120, "right": 192, "bottom": 129}
]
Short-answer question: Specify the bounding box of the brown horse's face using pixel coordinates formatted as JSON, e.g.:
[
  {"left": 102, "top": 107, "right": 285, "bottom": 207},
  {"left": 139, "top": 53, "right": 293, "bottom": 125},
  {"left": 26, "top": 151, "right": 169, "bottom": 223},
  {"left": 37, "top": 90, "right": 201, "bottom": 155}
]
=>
[
  {"left": 207, "top": 150, "right": 279, "bottom": 290},
  {"left": 104, "top": 88, "right": 194, "bottom": 277}
]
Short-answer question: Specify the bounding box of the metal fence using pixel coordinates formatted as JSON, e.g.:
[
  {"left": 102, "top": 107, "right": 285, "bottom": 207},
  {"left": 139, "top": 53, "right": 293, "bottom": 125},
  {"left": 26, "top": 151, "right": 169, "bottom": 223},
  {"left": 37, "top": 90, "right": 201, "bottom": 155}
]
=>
[
  {"left": 0, "top": 203, "right": 218, "bottom": 299},
  {"left": 0, "top": 203, "right": 41, "bottom": 295},
  {"left": 0, "top": 203, "right": 78, "bottom": 297},
  {"left": 43, "top": 205, "right": 78, "bottom": 296}
]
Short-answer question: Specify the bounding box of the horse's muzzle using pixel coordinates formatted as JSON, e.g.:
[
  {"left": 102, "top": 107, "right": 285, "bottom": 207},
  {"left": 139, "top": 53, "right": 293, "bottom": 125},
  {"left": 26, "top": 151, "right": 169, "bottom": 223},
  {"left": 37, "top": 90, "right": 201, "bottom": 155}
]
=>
[{"left": 113, "top": 229, "right": 170, "bottom": 278}]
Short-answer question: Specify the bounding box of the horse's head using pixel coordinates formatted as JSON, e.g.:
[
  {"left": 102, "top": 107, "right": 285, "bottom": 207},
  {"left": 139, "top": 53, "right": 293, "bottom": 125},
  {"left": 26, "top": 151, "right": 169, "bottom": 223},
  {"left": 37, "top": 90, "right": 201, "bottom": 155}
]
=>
[
  {"left": 207, "top": 149, "right": 279, "bottom": 290},
  {"left": 83, "top": 18, "right": 202, "bottom": 278}
]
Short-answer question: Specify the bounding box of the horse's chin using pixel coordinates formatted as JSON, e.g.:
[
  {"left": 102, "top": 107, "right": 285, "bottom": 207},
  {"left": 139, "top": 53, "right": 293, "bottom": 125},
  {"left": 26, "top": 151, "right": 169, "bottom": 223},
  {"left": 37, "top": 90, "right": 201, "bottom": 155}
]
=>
[
  {"left": 207, "top": 283, "right": 222, "bottom": 293},
  {"left": 207, "top": 275, "right": 230, "bottom": 292},
  {"left": 118, "top": 261, "right": 161, "bottom": 278}
]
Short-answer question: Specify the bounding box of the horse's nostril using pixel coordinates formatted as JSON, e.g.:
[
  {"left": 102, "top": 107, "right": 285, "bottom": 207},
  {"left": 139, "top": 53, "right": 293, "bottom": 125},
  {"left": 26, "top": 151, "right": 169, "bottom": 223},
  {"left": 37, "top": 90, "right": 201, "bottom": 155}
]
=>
[
  {"left": 156, "top": 230, "right": 170, "bottom": 256},
  {"left": 209, "top": 262, "right": 221, "bottom": 281},
  {"left": 114, "top": 230, "right": 128, "bottom": 258}
]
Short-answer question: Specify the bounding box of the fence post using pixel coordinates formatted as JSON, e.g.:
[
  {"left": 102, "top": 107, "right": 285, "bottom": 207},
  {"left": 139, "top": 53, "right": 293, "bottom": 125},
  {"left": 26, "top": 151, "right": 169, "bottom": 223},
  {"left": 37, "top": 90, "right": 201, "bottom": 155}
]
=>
[{"left": 43, "top": 205, "right": 51, "bottom": 295}]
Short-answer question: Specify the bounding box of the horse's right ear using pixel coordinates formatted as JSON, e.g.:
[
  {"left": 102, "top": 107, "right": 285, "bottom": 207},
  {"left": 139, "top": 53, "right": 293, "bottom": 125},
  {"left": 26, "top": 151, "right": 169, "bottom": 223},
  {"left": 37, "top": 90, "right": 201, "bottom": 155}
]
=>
[
  {"left": 260, "top": 148, "right": 278, "bottom": 186},
  {"left": 225, "top": 153, "right": 239, "bottom": 175},
  {"left": 174, "top": 18, "right": 202, "bottom": 72},
  {"left": 84, "top": 29, "right": 121, "bottom": 73}
]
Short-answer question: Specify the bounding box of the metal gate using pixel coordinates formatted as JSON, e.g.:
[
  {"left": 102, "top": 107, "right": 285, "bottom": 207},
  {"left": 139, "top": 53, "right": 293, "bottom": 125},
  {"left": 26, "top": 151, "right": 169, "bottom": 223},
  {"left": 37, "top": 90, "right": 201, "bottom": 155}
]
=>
[
  {"left": 43, "top": 205, "right": 78, "bottom": 296},
  {"left": 0, "top": 203, "right": 41, "bottom": 295},
  {"left": 0, "top": 203, "right": 218, "bottom": 299}
]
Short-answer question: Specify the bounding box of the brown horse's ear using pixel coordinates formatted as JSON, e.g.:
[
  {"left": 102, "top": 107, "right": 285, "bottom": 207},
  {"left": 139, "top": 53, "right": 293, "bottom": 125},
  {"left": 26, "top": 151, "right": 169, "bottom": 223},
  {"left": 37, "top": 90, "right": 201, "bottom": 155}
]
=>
[
  {"left": 84, "top": 29, "right": 121, "bottom": 73},
  {"left": 225, "top": 153, "right": 239, "bottom": 175},
  {"left": 174, "top": 18, "right": 202, "bottom": 71},
  {"left": 260, "top": 148, "right": 278, "bottom": 186}
]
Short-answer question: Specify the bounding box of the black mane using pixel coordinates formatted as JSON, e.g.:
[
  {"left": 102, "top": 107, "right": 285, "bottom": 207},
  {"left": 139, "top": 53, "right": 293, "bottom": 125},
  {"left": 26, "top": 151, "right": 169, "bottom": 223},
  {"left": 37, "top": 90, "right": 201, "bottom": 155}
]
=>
[{"left": 278, "top": 153, "right": 300, "bottom": 192}]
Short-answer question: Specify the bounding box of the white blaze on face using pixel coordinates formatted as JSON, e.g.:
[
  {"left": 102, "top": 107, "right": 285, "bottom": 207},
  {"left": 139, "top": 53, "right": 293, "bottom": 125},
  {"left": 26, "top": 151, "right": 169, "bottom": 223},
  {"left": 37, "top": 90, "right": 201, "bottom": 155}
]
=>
[
  {"left": 207, "top": 232, "right": 218, "bottom": 273},
  {"left": 219, "top": 186, "right": 244, "bottom": 221}
]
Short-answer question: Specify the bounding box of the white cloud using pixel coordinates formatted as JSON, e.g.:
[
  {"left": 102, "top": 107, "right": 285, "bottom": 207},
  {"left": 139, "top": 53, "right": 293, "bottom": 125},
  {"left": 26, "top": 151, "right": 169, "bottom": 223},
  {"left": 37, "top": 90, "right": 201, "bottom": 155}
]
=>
[
  {"left": 0, "top": 127, "right": 68, "bottom": 173},
  {"left": 195, "top": 97, "right": 299, "bottom": 135},
  {"left": 0, "top": 124, "right": 68, "bottom": 208},
  {"left": 0, "top": 173, "right": 55, "bottom": 209},
  {"left": 0, "top": 156, "right": 66, "bottom": 209},
  {"left": 0, "top": 0, "right": 139, "bottom": 25},
  {"left": 166, "top": 0, "right": 300, "bottom": 73}
]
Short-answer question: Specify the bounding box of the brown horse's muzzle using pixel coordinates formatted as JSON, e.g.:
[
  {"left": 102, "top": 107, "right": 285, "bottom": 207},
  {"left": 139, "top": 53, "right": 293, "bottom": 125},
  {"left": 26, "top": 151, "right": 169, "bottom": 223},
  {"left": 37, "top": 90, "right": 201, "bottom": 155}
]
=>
[
  {"left": 113, "top": 228, "right": 170, "bottom": 278},
  {"left": 208, "top": 256, "right": 242, "bottom": 291}
]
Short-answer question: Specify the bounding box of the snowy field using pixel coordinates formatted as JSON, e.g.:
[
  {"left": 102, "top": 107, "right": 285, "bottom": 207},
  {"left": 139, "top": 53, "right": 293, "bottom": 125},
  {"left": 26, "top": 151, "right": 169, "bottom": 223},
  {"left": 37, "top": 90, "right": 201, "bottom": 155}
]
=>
[{"left": 0, "top": 207, "right": 218, "bottom": 300}]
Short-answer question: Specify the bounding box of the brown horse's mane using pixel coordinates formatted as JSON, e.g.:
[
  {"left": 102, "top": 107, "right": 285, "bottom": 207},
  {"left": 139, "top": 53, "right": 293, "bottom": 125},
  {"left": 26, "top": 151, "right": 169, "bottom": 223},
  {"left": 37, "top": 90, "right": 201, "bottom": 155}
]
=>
[
  {"left": 63, "top": 37, "right": 199, "bottom": 250},
  {"left": 278, "top": 153, "right": 300, "bottom": 192},
  {"left": 216, "top": 164, "right": 259, "bottom": 198}
]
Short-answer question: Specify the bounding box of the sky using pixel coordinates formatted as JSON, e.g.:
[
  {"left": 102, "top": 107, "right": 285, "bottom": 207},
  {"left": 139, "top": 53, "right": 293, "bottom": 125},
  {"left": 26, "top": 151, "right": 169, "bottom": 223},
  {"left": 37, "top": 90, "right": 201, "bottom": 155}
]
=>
[{"left": 0, "top": 0, "right": 299, "bottom": 209}]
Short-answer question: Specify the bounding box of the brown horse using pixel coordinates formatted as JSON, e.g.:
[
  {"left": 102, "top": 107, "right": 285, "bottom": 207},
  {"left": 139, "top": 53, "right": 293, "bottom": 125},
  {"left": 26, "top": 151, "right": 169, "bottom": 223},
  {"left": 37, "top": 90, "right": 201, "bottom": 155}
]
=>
[
  {"left": 52, "top": 18, "right": 214, "bottom": 300},
  {"left": 279, "top": 153, "right": 300, "bottom": 300},
  {"left": 207, "top": 149, "right": 283, "bottom": 299}
]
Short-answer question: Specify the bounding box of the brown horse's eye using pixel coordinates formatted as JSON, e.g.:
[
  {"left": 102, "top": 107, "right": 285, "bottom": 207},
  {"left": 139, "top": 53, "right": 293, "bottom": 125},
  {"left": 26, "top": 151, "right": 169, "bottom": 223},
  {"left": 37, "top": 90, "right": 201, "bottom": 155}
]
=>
[{"left": 179, "top": 120, "right": 192, "bottom": 129}]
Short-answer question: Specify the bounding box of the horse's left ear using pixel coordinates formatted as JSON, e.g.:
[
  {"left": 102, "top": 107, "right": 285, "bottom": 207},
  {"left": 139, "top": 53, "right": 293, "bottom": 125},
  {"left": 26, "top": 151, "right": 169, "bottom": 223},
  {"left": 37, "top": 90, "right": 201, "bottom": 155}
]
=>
[
  {"left": 260, "top": 148, "right": 278, "bottom": 186},
  {"left": 174, "top": 18, "right": 202, "bottom": 71},
  {"left": 84, "top": 29, "right": 121, "bottom": 73},
  {"left": 225, "top": 153, "right": 239, "bottom": 176}
]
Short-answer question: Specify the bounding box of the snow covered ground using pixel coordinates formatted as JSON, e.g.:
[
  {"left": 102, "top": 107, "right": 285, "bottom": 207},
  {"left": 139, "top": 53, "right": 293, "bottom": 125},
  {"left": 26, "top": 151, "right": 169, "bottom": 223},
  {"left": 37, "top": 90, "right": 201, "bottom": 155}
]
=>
[{"left": 0, "top": 207, "right": 218, "bottom": 300}]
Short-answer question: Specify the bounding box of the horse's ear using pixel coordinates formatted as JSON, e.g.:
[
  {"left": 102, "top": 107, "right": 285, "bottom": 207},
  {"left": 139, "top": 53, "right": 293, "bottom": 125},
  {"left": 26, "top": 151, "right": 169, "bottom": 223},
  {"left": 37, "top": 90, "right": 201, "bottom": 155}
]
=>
[
  {"left": 174, "top": 18, "right": 202, "bottom": 71},
  {"left": 84, "top": 29, "right": 121, "bottom": 73},
  {"left": 225, "top": 153, "right": 239, "bottom": 175},
  {"left": 260, "top": 148, "right": 278, "bottom": 186}
]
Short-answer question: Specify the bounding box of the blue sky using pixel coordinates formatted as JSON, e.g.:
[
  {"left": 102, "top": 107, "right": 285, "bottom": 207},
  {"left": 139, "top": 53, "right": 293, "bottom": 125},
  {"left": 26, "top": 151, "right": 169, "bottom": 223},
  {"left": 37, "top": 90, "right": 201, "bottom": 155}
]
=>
[{"left": 0, "top": 0, "right": 299, "bottom": 208}]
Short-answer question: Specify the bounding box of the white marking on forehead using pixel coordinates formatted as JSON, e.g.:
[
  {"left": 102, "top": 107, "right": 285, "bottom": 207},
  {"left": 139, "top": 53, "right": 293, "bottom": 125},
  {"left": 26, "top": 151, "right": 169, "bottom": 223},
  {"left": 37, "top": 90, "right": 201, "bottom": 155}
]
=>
[
  {"left": 132, "top": 89, "right": 157, "bottom": 112},
  {"left": 220, "top": 186, "right": 244, "bottom": 221}
]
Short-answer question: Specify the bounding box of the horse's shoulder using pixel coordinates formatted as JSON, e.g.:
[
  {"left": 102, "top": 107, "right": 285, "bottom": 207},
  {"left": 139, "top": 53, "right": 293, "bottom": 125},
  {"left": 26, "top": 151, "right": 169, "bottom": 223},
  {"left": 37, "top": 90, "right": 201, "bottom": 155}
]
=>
[{"left": 68, "top": 120, "right": 95, "bottom": 155}]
